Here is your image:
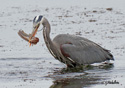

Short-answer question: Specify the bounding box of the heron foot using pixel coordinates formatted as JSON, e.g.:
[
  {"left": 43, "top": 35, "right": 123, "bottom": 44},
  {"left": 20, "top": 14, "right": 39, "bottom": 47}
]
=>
[
  {"left": 99, "top": 62, "right": 114, "bottom": 69},
  {"left": 63, "top": 64, "right": 93, "bottom": 72},
  {"left": 63, "top": 63, "right": 114, "bottom": 73}
]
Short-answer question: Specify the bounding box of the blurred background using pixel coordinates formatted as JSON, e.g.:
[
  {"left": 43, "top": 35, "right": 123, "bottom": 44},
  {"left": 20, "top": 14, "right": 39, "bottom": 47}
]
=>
[{"left": 0, "top": 0, "right": 125, "bottom": 88}]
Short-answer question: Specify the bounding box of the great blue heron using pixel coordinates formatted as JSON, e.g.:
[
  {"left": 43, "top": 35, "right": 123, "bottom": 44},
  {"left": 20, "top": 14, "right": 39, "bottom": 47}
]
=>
[{"left": 30, "top": 15, "right": 114, "bottom": 67}]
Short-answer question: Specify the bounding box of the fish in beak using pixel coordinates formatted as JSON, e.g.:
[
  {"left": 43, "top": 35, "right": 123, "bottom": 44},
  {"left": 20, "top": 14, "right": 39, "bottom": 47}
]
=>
[
  {"left": 29, "top": 24, "right": 40, "bottom": 46},
  {"left": 18, "top": 30, "right": 39, "bottom": 45},
  {"left": 18, "top": 24, "right": 40, "bottom": 46}
]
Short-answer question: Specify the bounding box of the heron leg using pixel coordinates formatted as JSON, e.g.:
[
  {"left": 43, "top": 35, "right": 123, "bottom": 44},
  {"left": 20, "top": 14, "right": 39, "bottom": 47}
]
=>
[{"left": 66, "top": 62, "right": 77, "bottom": 68}]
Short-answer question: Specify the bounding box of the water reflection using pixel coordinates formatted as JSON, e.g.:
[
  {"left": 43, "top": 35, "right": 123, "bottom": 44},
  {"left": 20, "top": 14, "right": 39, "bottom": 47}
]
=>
[
  {"left": 50, "top": 64, "right": 114, "bottom": 88},
  {"left": 50, "top": 75, "right": 103, "bottom": 88}
]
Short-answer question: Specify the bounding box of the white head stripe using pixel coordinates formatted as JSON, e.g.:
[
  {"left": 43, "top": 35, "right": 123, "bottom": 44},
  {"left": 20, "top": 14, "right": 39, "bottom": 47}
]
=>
[{"left": 35, "top": 15, "right": 39, "bottom": 22}]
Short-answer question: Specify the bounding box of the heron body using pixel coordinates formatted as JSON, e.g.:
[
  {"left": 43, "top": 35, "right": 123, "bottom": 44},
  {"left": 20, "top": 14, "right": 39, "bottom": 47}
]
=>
[{"left": 31, "top": 15, "right": 114, "bottom": 67}]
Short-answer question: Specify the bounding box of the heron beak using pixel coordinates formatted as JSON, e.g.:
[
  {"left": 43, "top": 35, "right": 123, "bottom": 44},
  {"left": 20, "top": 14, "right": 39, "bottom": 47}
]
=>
[
  {"left": 31, "top": 24, "right": 40, "bottom": 37},
  {"left": 29, "top": 24, "right": 40, "bottom": 46}
]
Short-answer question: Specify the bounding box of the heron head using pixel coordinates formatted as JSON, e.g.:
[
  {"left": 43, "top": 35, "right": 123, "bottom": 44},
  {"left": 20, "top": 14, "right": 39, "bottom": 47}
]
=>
[{"left": 31, "top": 15, "right": 44, "bottom": 38}]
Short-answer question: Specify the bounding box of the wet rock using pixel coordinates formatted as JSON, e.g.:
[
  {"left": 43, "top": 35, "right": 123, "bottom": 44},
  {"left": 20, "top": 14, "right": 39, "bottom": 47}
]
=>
[
  {"left": 89, "top": 19, "right": 97, "bottom": 22},
  {"left": 93, "top": 10, "right": 97, "bottom": 13},
  {"left": 106, "top": 8, "right": 113, "bottom": 11}
]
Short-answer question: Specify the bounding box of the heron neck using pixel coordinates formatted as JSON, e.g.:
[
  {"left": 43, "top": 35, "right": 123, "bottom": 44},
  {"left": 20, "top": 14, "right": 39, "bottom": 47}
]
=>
[
  {"left": 43, "top": 19, "right": 57, "bottom": 58},
  {"left": 43, "top": 18, "right": 51, "bottom": 36},
  {"left": 43, "top": 19, "right": 52, "bottom": 45}
]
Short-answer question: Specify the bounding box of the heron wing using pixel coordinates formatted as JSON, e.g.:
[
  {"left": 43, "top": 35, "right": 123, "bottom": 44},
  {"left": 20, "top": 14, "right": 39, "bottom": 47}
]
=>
[{"left": 54, "top": 34, "right": 113, "bottom": 64}]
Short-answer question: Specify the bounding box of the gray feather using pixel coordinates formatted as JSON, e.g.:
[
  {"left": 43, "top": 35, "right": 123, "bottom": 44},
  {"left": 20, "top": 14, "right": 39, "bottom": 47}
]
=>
[{"left": 53, "top": 34, "right": 113, "bottom": 65}]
